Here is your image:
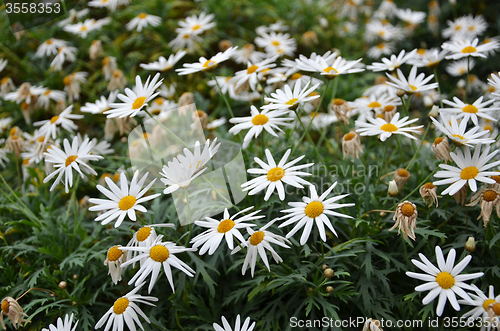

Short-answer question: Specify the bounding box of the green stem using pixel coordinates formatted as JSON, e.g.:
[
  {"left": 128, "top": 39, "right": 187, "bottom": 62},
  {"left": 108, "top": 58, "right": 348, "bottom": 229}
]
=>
[
  {"left": 433, "top": 67, "right": 444, "bottom": 108},
  {"left": 406, "top": 121, "right": 431, "bottom": 170},
  {"left": 401, "top": 167, "right": 440, "bottom": 202},
  {"left": 0, "top": 173, "right": 39, "bottom": 224},
  {"left": 294, "top": 108, "right": 327, "bottom": 167}
]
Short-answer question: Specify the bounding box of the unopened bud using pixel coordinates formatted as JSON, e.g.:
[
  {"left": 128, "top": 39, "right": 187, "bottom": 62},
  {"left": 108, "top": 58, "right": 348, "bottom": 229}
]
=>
[
  {"left": 396, "top": 89, "right": 405, "bottom": 98},
  {"left": 388, "top": 180, "right": 399, "bottom": 197},
  {"left": 322, "top": 264, "right": 328, "bottom": 270},
  {"left": 58, "top": 281, "right": 67, "bottom": 289},
  {"left": 324, "top": 268, "right": 334, "bottom": 278},
  {"left": 72, "top": 301, "right": 77, "bottom": 306},
  {"left": 73, "top": 274, "right": 79, "bottom": 280},
  {"left": 326, "top": 286, "right": 334, "bottom": 293},
  {"left": 428, "top": 105, "right": 439, "bottom": 118},
  {"left": 308, "top": 287, "right": 314, "bottom": 293},
  {"left": 465, "top": 237, "right": 476, "bottom": 252}
]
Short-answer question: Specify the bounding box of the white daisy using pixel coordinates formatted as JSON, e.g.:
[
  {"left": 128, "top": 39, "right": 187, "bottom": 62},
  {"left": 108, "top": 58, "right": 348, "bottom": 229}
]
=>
[
  {"left": 126, "top": 13, "right": 161, "bottom": 32},
  {"left": 36, "top": 89, "right": 66, "bottom": 110},
  {"left": 278, "top": 183, "right": 354, "bottom": 245},
  {"left": 367, "top": 42, "right": 396, "bottom": 59},
  {"left": 88, "top": 170, "right": 160, "bottom": 228},
  {"left": 433, "top": 144, "right": 500, "bottom": 195},
  {"left": 406, "top": 246, "right": 483, "bottom": 316},
  {"left": 458, "top": 285, "right": 500, "bottom": 330},
  {"left": 104, "top": 245, "right": 127, "bottom": 285},
  {"left": 229, "top": 106, "right": 293, "bottom": 149},
  {"left": 139, "top": 51, "right": 186, "bottom": 72},
  {"left": 190, "top": 206, "right": 262, "bottom": 255},
  {"left": 42, "top": 313, "right": 78, "bottom": 331},
  {"left": 355, "top": 112, "right": 423, "bottom": 141},
  {"left": 367, "top": 49, "right": 417, "bottom": 72},
  {"left": 35, "top": 39, "right": 68, "bottom": 58},
  {"left": 81, "top": 90, "right": 118, "bottom": 114},
  {"left": 168, "top": 31, "right": 202, "bottom": 53},
  {"left": 33, "top": 105, "right": 83, "bottom": 141},
  {"left": 95, "top": 282, "right": 158, "bottom": 331},
  {"left": 50, "top": 46, "right": 78, "bottom": 71},
  {"left": 254, "top": 31, "right": 297, "bottom": 57},
  {"left": 385, "top": 66, "right": 438, "bottom": 94},
  {"left": 176, "top": 12, "right": 215, "bottom": 36},
  {"left": 446, "top": 58, "right": 475, "bottom": 77},
  {"left": 230, "top": 56, "right": 278, "bottom": 91},
  {"left": 106, "top": 73, "right": 163, "bottom": 118},
  {"left": 213, "top": 315, "right": 256, "bottom": 331},
  {"left": 430, "top": 116, "right": 494, "bottom": 147},
  {"left": 176, "top": 47, "right": 237, "bottom": 75},
  {"left": 262, "top": 80, "right": 320, "bottom": 111},
  {"left": 231, "top": 220, "right": 290, "bottom": 277},
  {"left": 241, "top": 149, "right": 314, "bottom": 201},
  {"left": 43, "top": 136, "right": 103, "bottom": 193},
  {"left": 296, "top": 54, "right": 364, "bottom": 79},
  {"left": 231, "top": 44, "right": 266, "bottom": 64},
  {"left": 120, "top": 235, "right": 196, "bottom": 293},
  {"left": 125, "top": 224, "right": 176, "bottom": 268},
  {"left": 439, "top": 96, "right": 499, "bottom": 125},
  {"left": 442, "top": 38, "right": 499, "bottom": 60}
]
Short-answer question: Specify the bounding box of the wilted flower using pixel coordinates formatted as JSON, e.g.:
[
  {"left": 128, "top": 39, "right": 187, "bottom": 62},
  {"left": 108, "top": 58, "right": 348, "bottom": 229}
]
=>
[
  {"left": 342, "top": 131, "right": 363, "bottom": 159},
  {"left": 431, "top": 137, "right": 452, "bottom": 162},
  {"left": 1, "top": 297, "right": 29, "bottom": 330},
  {"left": 390, "top": 200, "right": 418, "bottom": 241},
  {"left": 419, "top": 182, "right": 440, "bottom": 207},
  {"left": 467, "top": 187, "right": 500, "bottom": 227},
  {"left": 393, "top": 168, "right": 411, "bottom": 191}
]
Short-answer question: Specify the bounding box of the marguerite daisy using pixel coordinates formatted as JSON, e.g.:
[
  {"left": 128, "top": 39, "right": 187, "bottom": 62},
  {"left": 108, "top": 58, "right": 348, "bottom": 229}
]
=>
[
  {"left": 126, "top": 13, "right": 161, "bottom": 32},
  {"left": 367, "top": 49, "right": 417, "bottom": 72},
  {"left": 33, "top": 105, "right": 83, "bottom": 140},
  {"left": 139, "top": 51, "right": 186, "bottom": 72},
  {"left": 458, "top": 285, "right": 500, "bottom": 329},
  {"left": 385, "top": 66, "right": 439, "bottom": 94},
  {"left": 439, "top": 96, "right": 499, "bottom": 126},
  {"left": 355, "top": 112, "right": 423, "bottom": 141},
  {"left": 430, "top": 115, "right": 494, "bottom": 147},
  {"left": 278, "top": 183, "right": 354, "bottom": 245},
  {"left": 176, "top": 47, "right": 237, "bottom": 75},
  {"left": 213, "top": 315, "right": 255, "bottom": 331},
  {"left": 442, "top": 38, "right": 499, "bottom": 60},
  {"left": 241, "top": 149, "right": 314, "bottom": 201},
  {"left": 230, "top": 56, "right": 278, "bottom": 91},
  {"left": 262, "top": 80, "right": 320, "bottom": 111},
  {"left": 42, "top": 313, "right": 78, "bottom": 331},
  {"left": 406, "top": 246, "right": 483, "bottom": 316},
  {"left": 125, "top": 224, "right": 176, "bottom": 268},
  {"left": 88, "top": 170, "right": 160, "bottom": 228},
  {"left": 296, "top": 54, "right": 364, "bottom": 79}
]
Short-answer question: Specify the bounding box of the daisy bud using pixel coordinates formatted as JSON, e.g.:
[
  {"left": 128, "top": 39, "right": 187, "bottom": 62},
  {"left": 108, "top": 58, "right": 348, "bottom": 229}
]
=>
[
  {"left": 218, "top": 39, "right": 233, "bottom": 52},
  {"left": 396, "top": 89, "right": 405, "bottom": 98},
  {"left": 256, "top": 83, "right": 263, "bottom": 93},
  {"left": 390, "top": 201, "right": 418, "bottom": 241},
  {"left": 73, "top": 274, "right": 78, "bottom": 280},
  {"left": 56, "top": 99, "right": 67, "bottom": 112},
  {"left": 393, "top": 168, "right": 411, "bottom": 191},
  {"left": 89, "top": 40, "right": 103, "bottom": 60},
  {"left": 324, "top": 268, "right": 334, "bottom": 278},
  {"left": 428, "top": 105, "right": 439, "bottom": 118},
  {"left": 178, "top": 92, "right": 194, "bottom": 108},
  {"left": 326, "top": 286, "right": 334, "bottom": 293},
  {"left": 342, "top": 131, "right": 363, "bottom": 159},
  {"left": 419, "top": 182, "right": 440, "bottom": 207},
  {"left": 72, "top": 301, "right": 77, "bottom": 306},
  {"left": 432, "top": 137, "right": 452, "bottom": 162},
  {"left": 379, "top": 211, "right": 386, "bottom": 217},
  {"left": 1, "top": 297, "right": 29, "bottom": 330},
  {"left": 374, "top": 75, "right": 388, "bottom": 85},
  {"left": 307, "top": 287, "right": 314, "bottom": 293},
  {"left": 464, "top": 237, "right": 476, "bottom": 253},
  {"left": 467, "top": 188, "right": 500, "bottom": 227},
  {"left": 58, "top": 281, "right": 67, "bottom": 289},
  {"left": 322, "top": 264, "right": 328, "bottom": 270},
  {"left": 387, "top": 180, "right": 399, "bottom": 197},
  {"left": 108, "top": 70, "right": 126, "bottom": 91}
]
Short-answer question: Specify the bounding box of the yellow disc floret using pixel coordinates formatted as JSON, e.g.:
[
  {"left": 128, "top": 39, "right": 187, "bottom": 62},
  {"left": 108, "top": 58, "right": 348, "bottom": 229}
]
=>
[
  {"left": 118, "top": 195, "right": 136, "bottom": 211},
  {"left": 249, "top": 231, "right": 265, "bottom": 246},
  {"left": 150, "top": 245, "right": 169, "bottom": 262},
  {"left": 304, "top": 201, "right": 324, "bottom": 218},
  {"left": 217, "top": 219, "right": 235, "bottom": 233},
  {"left": 267, "top": 167, "right": 285, "bottom": 182},
  {"left": 435, "top": 271, "right": 455, "bottom": 289},
  {"left": 113, "top": 297, "right": 129, "bottom": 314}
]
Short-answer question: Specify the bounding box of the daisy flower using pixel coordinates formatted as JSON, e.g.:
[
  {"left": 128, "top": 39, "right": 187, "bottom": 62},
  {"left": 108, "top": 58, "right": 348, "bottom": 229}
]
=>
[
  {"left": 367, "top": 49, "right": 417, "bottom": 72},
  {"left": 406, "top": 246, "right": 483, "bottom": 316},
  {"left": 242, "top": 149, "right": 314, "bottom": 201},
  {"left": 95, "top": 282, "right": 158, "bottom": 331},
  {"left": 433, "top": 144, "right": 500, "bottom": 196},
  {"left": 176, "top": 47, "right": 237, "bottom": 75},
  {"left": 42, "top": 314, "right": 78, "bottom": 331},
  {"left": 367, "top": 42, "right": 396, "bottom": 59},
  {"left": 88, "top": 170, "right": 160, "bottom": 228},
  {"left": 385, "top": 66, "right": 438, "bottom": 94},
  {"left": 176, "top": 12, "right": 215, "bottom": 36},
  {"left": 125, "top": 224, "right": 176, "bottom": 268},
  {"left": 439, "top": 96, "right": 499, "bottom": 125},
  {"left": 81, "top": 90, "right": 118, "bottom": 114},
  {"left": 442, "top": 38, "right": 499, "bottom": 60},
  {"left": 168, "top": 31, "right": 202, "bottom": 53},
  {"left": 254, "top": 31, "right": 296, "bottom": 57},
  {"left": 231, "top": 44, "right": 266, "bottom": 64},
  {"left": 446, "top": 58, "right": 475, "bottom": 77},
  {"left": 296, "top": 54, "right": 364, "bottom": 79},
  {"left": 63, "top": 19, "right": 103, "bottom": 38},
  {"left": 139, "top": 51, "right": 186, "bottom": 72},
  {"left": 458, "top": 285, "right": 500, "bottom": 329},
  {"left": 0, "top": 59, "right": 7, "bottom": 73},
  {"left": 190, "top": 206, "right": 262, "bottom": 255},
  {"left": 213, "top": 315, "right": 256, "bottom": 331},
  {"left": 262, "top": 80, "right": 320, "bottom": 111},
  {"left": 33, "top": 105, "right": 83, "bottom": 140},
  {"left": 395, "top": 8, "right": 426, "bottom": 26},
  {"left": 120, "top": 235, "right": 196, "bottom": 293},
  {"left": 229, "top": 105, "right": 293, "bottom": 149},
  {"left": 278, "top": 183, "right": 354, "bottom": 245},
  {"left": 35, "top": 38, "right": 68, "bottom": 57},
  {"left": 230, "top": 56, "right": 278, "bottom": 91},
  {"left": 43, "top": 137, "right": 103, "bottom": 193},
  {"left": 36, "top": 88, "right": 66, "bottom": 110},
  {"left": 355, "top": 112, "right": 423, "bottom": 141},
  {"left": 126, "top": 13, "right": 161, "bottom": 32},
  {"left": 106, "top": 73, "right": 163, "bottom": 118},
  {"left": 50, "top": 46, "right": 77, "bottom": 71},
  {"left": 231, "top": 220, "right": 290, "bottom": 277},
  {"left": 430, "top": 116, "right": 494, "bottom": 147},
  {"left": 487, "top": 72, "right": 500, "bottom": 101}
]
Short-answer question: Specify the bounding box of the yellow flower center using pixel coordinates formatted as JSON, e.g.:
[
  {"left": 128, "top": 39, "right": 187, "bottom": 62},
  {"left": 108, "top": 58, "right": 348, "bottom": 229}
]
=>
[
  {"left": 118, "top": 195, "right": 136, "bottom": 211},
  {"left": 1, "top": 299, "right": 9, "bottom": 314},
  {"left": 247, "top": 65, "right": 259, "bottom": 74},
  {"left": 286, "top": 98, "right": 299, "bottom": 106},
  {"left": 267, "top": 167, "right": 285, "bottom": 182},
  {"left": 397, "top": 168, "right": 410, "bottom": 178},
  {"left": 368, "top": 101, "right": 381, "bottom": 108},
  {"left": 44, "top": 90, "right": 51, "bottom": 96},
  {"left": 50, "top": 116, "right": 59, "bottom": 124},
  {"left": 344, "top": 133, "right": 356, "bottom": 141},
  {"left": 460, "top": 166, "right": 479, "bottom": 180},
  {"left": 401, "top": 203, "right": 415, "bottom": 217},
  {"left": 132, "top": 96, "right": 146, "bottom": 110},
  {"left": 377, "top": 43, "right": 385, "bottom": 49},
  {"left": 217, "top": 219, "right": 235, "bottom": 233},
  {"left": 409, "top": 85, "right": 418, "bottom": 91},
  {"left": 192, "top": 24, "right": 201, "bottom": 31},
  {"left": 461, "top": 46, "right": 477, "bottom": 53},
  {"left": 113, "top": 297, "right": 129, "bottom": 314},
  {"left": 203, "top": 60, "right": 217, "bottom": 69},
  {"left": 271, "top": 40, "right": 280, "bottom": 46},
  {"left": 483, "top": 299, "right": 496, "bottom": 311},
  {"left": 112, "top": 173, "right": 120, "bottom": 182},
  {"left": 22, "top": 159, "right": 30, "bottom": 166},
  {"left": 65, "top": 155, "right": 77, "bottom": 167},
  {"left": 451, "top": 134, "right": 465, "bottom": 141},
  {"left": 252, "top": 114, "right": 268, "bottom": 125},
  {"left": 46, "top": 39, "right": 53, "bottom": 45},
  {"left": 80, "top": 26, "right": 87, "bottom": 31},
  {"left": 483, "top": 190, "right": 498, "bottom": 202},
  {"left": 249, "top": 231, "right": 265, "bottom": 246},
  {"left": 380, "top": 123, "right": 398, "bottom": 132},
  {"left": 436, "top": 271, "right": 455, "bottom": 289},
  {"left": 323, "top": 67, "right": 338, "bottom": 74},
  {"left": 290, "top": 73, "right": 302, "bottom": 80},
  {"left": 138, "top": 13, "right": 147, "bottom": 19},
  {"left": 417, "top": 48, "right": 426, "bottom": 55},
  {"left": 150, "top": 245, "right": 169, "bottom": 262},
  {"left": 462, "top": 105, "right": 478, "bottom": 113},
  {"left": 384, "top": 105, "right": 395, "bottom": 112},
  {"left": 63, "top": 76, "right": 71, "bottom": 85},
  {"left": 107, "top": 246, "right": 123, "bottom": 262},
  {"left": 304, "top": 201, "right": 324, "bottom": 218},
  {"left": 136, "top": 227, "right": 152, "bottom": 242},
  {"left": 423, "top": 182, "right": 435, "bottom": 189}
]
